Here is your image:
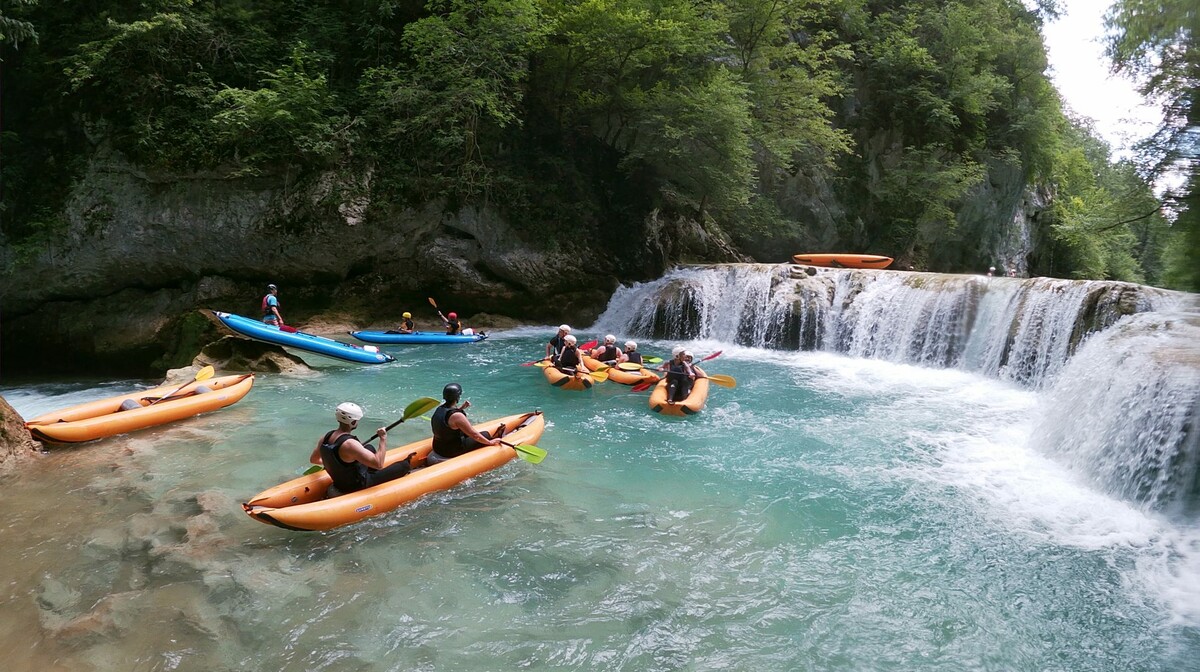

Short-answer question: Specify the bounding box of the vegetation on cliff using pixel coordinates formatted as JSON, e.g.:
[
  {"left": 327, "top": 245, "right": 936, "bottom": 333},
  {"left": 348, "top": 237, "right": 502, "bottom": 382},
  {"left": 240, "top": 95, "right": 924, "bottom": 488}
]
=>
[{"left": 1, "top": 0, "right": 1192, "bottom": 288}]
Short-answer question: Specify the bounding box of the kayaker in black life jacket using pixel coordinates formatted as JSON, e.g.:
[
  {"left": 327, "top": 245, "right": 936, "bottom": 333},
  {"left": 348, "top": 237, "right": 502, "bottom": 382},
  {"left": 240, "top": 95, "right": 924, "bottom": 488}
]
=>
[
  {"left": 554, "top": 334, "right": 591, "bottom": 375},
  {"left": 546, "top": 324, "right": 571, "bottom": 363},
  {"left": 658, "top": 347, "right": 696, "bottom": 404},
  {"left": 623, "top": 340, "right": 642, "bottom": 365},
  {"left": 589, "top": 334, "right": 621, "bottom": 365},
  {"left": 427, "top": 383, "right": 505, "bottom": 466},
  {"left": 309, "top": 402, "right": 416, "bottom": 497}
]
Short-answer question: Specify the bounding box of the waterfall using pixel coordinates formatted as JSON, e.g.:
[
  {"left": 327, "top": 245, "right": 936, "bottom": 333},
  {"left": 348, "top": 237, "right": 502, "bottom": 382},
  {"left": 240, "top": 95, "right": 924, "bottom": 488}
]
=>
[
  {"left": 594, "top": 264, "right": 1181, "bottom": 388},
  {"left": 1032, "top": 311, "right": 1200, "bottom": 515},
  {"left": 591, "top": 264, "right": 1200, "bottom": 515}
]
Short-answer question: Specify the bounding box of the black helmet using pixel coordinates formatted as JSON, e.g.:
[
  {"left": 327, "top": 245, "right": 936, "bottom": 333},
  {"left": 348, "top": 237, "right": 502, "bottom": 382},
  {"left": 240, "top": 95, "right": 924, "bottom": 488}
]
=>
[{"left": 442, "top": 383, "right": 462, "bottom": 403}]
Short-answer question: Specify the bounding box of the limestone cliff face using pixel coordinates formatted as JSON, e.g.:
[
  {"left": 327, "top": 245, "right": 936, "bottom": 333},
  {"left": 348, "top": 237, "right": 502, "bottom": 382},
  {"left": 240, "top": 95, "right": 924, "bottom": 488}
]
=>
[{"left": 0, "top": 149, "right": 743, "bottom": 375}]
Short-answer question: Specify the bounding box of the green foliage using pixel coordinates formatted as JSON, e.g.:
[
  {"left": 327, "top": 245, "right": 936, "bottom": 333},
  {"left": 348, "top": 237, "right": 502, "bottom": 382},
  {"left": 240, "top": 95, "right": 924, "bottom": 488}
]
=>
[
  {"left": 0, "top": 0, "right": 1177, "bottom": 288},
  {"left": 211, "top": 43, "right": 344, "bottom": 171},
  {"left": 1106, "top": 0, "right": 1197, "bottom": 291}
]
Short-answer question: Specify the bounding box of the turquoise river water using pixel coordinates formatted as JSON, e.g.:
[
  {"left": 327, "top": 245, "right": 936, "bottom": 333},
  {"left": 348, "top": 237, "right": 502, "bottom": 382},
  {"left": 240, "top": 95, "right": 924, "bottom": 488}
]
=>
[{"left": 2, "top": 329, "right": 1198, "bottom": 671}]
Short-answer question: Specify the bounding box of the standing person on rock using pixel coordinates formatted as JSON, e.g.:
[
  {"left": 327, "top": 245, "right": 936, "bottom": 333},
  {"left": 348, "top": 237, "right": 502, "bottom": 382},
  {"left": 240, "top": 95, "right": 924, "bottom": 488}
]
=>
[{"left": 262, "top": 284, "right": 284, "bottom": 327}]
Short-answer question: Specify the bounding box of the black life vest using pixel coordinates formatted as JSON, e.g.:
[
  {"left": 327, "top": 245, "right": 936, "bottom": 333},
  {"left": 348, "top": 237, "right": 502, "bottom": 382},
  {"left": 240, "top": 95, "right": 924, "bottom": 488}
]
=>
[
  {"left": 557, "top": 345, "right": 581, "bottom": 369},
  {"left": 595, "top": 344, "right": 619, "bottom": 363},
  {"left": 319, "top": 430, "right": 370, "bottom": 493},
  {"left": 626, "top": 351, "right": 643, "bottom": 365},
  {"left": 431, "top": 405, "right": 468, "bottom": 457}
]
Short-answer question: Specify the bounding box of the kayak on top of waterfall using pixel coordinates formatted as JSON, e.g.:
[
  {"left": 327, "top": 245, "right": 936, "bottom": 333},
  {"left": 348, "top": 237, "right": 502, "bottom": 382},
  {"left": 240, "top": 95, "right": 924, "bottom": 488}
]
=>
[{"left": 791, "top": 253, "right": 893, "bottom": 269}]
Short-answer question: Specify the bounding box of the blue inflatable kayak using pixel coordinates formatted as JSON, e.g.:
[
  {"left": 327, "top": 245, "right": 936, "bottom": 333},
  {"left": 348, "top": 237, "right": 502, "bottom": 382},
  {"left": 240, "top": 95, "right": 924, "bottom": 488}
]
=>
[
  {"left": 349, "top": 330, "right": 488, "bottom": 345},
  {"left": 213, "top": 311, "right": 395, "bottom": 364}
]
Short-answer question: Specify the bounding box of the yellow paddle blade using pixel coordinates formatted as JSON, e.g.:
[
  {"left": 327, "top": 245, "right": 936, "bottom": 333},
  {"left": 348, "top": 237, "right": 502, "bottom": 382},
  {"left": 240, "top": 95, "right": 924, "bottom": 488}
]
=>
[
  {"left": 535, "top": 360, "right": 552, "bottom": 368},
  {"left": 617, "top": 362, "right": 643, "bottom": 371},
  {"left": 195, "top": 365, "right": 216, "bottom": 381},
  {"left": 427, "top": 297, "right": 438, "bottom": 308},
  {"left": 705, "top": 374, "right": 736, "bottom": 388},
  {"left": 589, "top": 369, "right": 609, "bottom": 382}
]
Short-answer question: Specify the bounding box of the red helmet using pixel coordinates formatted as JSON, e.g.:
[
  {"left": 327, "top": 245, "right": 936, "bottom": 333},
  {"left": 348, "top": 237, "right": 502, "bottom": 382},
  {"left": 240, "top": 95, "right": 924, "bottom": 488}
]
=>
[{"left": 448, "top": 312, "right": 457, "bottom": 319}]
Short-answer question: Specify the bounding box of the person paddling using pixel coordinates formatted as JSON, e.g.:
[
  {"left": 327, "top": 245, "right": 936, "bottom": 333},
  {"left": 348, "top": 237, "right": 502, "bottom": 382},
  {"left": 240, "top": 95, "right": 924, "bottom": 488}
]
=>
[
  {"left": 438, "top": 309, "right": 462, "bottom": 335},
  {"left": 262, "top": 284, "right": 284, "bottom": 327},
  {"left": 554, "top": 334, "right": 591, "bottom": 375},
  {"left": 388, "top": 312, "right": 415, "bottom": 334},
  {"left": 546, "top": 324, "right": 571, "bottom": 363},
  {"left": 657, "top": 347, "right": 696, "bottom": 405},
  {"left": 589, "top": 334, "right": 622, "bottom": 365},
  {"left": 623, "top": 340, "right": 642, "bottom": 366},
  {"left": 309, "top": 402, "right": 416, "bottom": 497},
  {"left": 426, "top": 383, "right": 504, "bottom": 466}
]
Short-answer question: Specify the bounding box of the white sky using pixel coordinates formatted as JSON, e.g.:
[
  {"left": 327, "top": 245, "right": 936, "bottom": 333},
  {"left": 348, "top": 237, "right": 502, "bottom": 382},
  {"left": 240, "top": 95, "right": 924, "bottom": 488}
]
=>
[{"left": 1039, "top": 0, "right": 1161, "bottom": 158}]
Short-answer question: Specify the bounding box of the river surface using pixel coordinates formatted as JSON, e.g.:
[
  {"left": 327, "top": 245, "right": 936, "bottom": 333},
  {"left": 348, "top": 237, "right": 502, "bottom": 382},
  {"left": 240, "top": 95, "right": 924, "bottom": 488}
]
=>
[{"left": 2, "top": 329, "right": 1198, "bottom": 671}]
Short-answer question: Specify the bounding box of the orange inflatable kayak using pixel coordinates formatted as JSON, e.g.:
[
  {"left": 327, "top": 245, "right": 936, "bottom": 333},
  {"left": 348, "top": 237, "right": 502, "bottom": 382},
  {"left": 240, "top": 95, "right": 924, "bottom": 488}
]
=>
[
  {"left": 649, "top": 366, "right": 710, "bottom": 416},
  {"left": 542, "top": 364, "right": 595, "bottom": 390},
  {"left": 243, "top": 412, "right": 544, "bottom": 531},
  {"left": 584, "top": 356, "right": 658, "bottom": 386},
  {"left": 791, "top": 253, "right": 893, "bottom": 269},
  {"left": 24, "top": 374, "right": 255, "bottom": 443}
]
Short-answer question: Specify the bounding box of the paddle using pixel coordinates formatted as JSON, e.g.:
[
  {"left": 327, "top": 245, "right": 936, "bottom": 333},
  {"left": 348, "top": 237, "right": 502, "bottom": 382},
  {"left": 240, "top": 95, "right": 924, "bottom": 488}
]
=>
[
  {"left": 644, "top": 356, "right": 663, "bottom": 364},
  {"left": 302, "top": 396, "right": 441, "bottom": 475},
  {"left": 701, "top": 374, "right": 737, "bottom": 388},
  {"left": 148, "top": 366, "right": 215, "bottom": 406},
  {"left": 280, "top": 324, "right": 299, "bottom": 333},
  {"left": 499, "top": 440, "right": 548, "bottom": 464},
  {"left": 427, "top": 296, "right": 438, "bottom": 310},
  {"left": 630, "top": 351, "right": 723, "bottom": 392}
]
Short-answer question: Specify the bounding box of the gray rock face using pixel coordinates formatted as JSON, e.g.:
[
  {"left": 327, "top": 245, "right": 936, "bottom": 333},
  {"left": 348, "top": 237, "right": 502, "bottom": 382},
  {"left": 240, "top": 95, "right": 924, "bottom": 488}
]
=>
[{"left": 0, "top": 150, "right": 734, "bottom": 375}]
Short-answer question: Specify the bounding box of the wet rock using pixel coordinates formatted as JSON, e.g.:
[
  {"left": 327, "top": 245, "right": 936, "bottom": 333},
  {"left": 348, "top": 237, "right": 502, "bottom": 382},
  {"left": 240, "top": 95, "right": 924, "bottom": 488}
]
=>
[
  {"left": 0, "top": 394, "right": 41, "bottom": 472},
  {"left": 192, "top": 335, "right": 311, "bottom": 375}
]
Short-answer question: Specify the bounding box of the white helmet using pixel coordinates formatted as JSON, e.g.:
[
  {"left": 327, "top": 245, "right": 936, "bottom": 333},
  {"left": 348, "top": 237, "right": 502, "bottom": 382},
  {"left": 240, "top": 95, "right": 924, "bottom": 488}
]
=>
[
  {"left": 564, "top": 334, "right": 577, "bottom": 345},
  {"left": 335, "top": 402, "right": 364, "bottom": 425},
  {"left": 624, "top": 340, "right": 637, "bottom": 350},
  {"left": 683, "top": 350, "right": 693, "bottom": 360},
  {"left": 671, "top": 346, "right": 684, "bottom": 357},
  {"left": 558, "top": 324, "right": 571, "bottom": 332},
  {"left": 604, "top": 334, "right": 616, "bottom": 344}
]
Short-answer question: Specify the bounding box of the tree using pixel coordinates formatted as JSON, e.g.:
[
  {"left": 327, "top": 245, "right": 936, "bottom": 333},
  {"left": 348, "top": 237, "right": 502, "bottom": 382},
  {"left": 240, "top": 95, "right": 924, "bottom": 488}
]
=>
[{"left": 1106, "top": 0, "right": 1199, "bottom": 290}]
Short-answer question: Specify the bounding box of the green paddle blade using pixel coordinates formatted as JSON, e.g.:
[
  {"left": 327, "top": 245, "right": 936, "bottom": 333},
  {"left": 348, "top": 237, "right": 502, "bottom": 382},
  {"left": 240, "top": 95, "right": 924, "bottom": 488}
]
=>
[
  {"left": 643, "top": 356, "right": 662, "bottom": 364},
  {"left": 403, "top": 397, "right": 441, "bottom": 421},
  {"left": 302, "top": 464, "right": 324, "bottom": 475},
  {"left": 501, "top": 440, "right": 547, "bottom": 464}
]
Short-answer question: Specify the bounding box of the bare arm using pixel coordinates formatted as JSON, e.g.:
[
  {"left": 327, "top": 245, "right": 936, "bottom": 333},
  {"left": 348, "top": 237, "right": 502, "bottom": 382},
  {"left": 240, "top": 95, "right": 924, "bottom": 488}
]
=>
[
  {"left": 310, "top": 437, "right": 324, "bottom": 465},
  {"left": 342, "top": 429, "right": 388, "bottom": 470},
  {"left": 448, "top": 409, "right": 499, "bottom": 446}
]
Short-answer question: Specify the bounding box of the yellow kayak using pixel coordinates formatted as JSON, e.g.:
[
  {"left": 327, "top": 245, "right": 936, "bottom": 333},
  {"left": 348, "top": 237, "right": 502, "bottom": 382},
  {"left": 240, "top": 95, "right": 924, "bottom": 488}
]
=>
[
  {"left": 649, "top": 366, "right": 709, "bottom": 416},
  {"left": 543, "top": 364, "right": 595, "bottom": 390}
]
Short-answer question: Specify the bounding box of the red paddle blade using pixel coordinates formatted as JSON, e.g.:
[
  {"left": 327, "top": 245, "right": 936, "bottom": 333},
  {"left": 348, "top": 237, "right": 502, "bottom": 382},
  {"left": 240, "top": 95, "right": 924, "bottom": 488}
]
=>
[
  {"left": 631, "top": 379, "right": 657, "bottom": 393},
  {"left": 700, "top": 350, "right": 722, "bottom": 362},
  {"left": 280, "top": 325, "right": 299, "bottom": 333},
  {"left": 579, "top": 340, "right": 598, "bottom": 351}
]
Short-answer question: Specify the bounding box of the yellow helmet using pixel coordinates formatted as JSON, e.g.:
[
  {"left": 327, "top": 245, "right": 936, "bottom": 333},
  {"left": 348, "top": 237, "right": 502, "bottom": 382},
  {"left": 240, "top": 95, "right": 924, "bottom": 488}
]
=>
[{"left": 402, "top": 312, "right": 412, "bottom": 318}]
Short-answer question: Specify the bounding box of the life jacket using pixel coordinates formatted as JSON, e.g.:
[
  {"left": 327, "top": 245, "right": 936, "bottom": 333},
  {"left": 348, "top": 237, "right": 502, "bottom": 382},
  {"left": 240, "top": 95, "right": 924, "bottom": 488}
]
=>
[
  {"left": 557, "top": 345, "right": 581, "bottom": 369},
  {"left": 446, "top": 319, "right": 461, "bottom": 335},
  {"left": 626, "top": 351, "right": 643, "bottom": 365},
  {"left": 261, "top": 294, "right": 278, "bottom": 318},
  {"left": 319, "top": 431, "right": 370, "bottom": 493},
  {"left": 595, "top": 344, "right": 619, "bottom": 363},
  {"left": 430, "top": 405, "right": 468, "bottom": 457}
]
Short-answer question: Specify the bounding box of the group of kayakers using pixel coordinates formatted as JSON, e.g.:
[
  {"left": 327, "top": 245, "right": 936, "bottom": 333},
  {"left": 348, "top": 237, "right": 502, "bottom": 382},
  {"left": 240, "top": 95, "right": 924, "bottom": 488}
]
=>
[
  {"left": 261, "top": 284, "right": 465, "bottom": 336},
  {"left": 544, "top": 324, "right": 702, "bottom": 404}
]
